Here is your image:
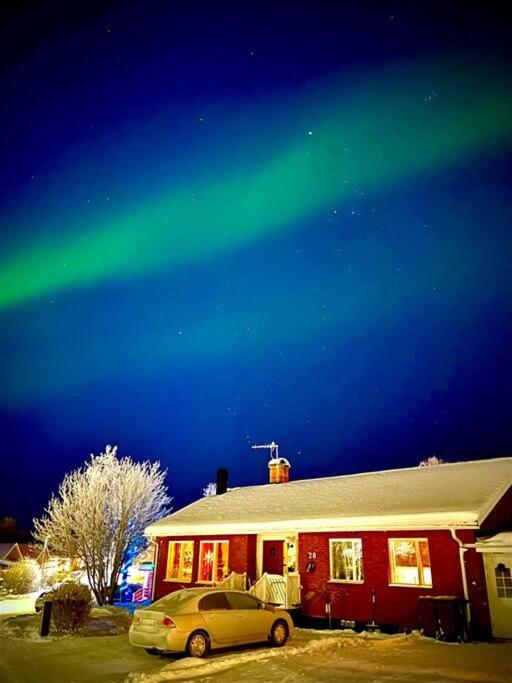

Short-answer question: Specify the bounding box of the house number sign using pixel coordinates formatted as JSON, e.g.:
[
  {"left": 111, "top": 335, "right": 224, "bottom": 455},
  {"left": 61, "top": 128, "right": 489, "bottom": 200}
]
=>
[{"left": 306, "top": 551, "right": 317, "bottom": 573}]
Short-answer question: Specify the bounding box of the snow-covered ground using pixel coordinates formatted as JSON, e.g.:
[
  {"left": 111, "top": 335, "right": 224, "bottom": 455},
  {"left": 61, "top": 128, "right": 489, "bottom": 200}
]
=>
[
  {"left": 0, "top": 612, "right": 511, "bottom": 683},
  {"left": 0, "top": 592, "right": 37, "bottom": 619},
  {"left": 128, "top": 630, "right": 512, "bottom": 683}
]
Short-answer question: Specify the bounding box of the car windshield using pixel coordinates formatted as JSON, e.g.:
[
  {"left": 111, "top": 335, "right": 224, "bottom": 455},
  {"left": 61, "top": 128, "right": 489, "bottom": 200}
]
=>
[{"left": 150, "top": 590, "right": 197, "bottom": 612}]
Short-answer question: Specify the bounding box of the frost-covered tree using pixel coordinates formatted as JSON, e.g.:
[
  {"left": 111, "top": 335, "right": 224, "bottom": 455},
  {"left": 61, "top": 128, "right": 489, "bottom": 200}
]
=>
[
  {"left": 202, "top": 482, "right": 217, "bottom": 497},
  {"left": 34, "top": 445, "right": 170, "bottom": 605},
  {"left": 418, "top": 455, "right": 447, "bottom": 467}
]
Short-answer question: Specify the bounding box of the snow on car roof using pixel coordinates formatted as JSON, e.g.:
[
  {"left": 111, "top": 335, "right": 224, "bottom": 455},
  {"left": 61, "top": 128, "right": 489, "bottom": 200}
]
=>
[{"left": 146, "top": 457, "right": 512, "bottom": 535}]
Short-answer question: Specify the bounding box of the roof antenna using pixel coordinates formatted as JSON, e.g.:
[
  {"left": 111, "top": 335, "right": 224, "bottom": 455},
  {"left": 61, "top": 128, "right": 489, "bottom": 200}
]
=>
[
  {"left": 252, "top": 441, "right": 291, "bottom": 484},
  {"left": 251, "top": 441, "right": 279, "bottom": 459}
]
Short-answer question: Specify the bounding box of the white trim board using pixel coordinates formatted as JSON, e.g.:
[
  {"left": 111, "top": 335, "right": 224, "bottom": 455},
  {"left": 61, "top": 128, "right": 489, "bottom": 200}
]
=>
[{"left": 146, "top": 512, "right": 480, "bottom": 537}]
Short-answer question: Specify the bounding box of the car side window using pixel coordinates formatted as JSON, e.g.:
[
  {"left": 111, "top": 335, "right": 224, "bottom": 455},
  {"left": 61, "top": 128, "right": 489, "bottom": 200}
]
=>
[
  {"left": 226, "top": 592, "right": 260, "bottom": 610},
  {"left": 198, "top": 592, "right": 229, "bottom": 611}
]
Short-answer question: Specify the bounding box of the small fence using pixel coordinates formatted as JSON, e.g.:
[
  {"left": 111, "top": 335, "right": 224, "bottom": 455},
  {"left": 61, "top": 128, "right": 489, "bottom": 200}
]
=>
[
  {"left": 214, "top": 571, "right": 248, "bottom": 591},
  {"left": 249, "top": 572, "right": 301, "bottom": 609}
]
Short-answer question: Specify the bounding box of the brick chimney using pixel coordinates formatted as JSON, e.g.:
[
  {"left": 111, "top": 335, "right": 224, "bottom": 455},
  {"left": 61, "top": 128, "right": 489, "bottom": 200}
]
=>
[{"left": 268, "top": 457, "right": 290, "bottom": 484}]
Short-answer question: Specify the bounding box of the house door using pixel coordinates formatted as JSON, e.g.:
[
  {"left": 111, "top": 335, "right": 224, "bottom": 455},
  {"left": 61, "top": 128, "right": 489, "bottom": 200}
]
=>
[
  {"left": 262, "top": 540, "right": 284, "bottom": 575},
  {"left": 483, "top": 553, "right": 512, "bottom": 638}
]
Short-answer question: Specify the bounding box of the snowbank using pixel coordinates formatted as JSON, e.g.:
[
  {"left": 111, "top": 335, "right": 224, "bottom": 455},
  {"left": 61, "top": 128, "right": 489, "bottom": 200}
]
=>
[
  {"left": 127, "top": 635, "right": 342, "bottom": 682},
  {"left": 127, "top": 629, "right": 512, "bottom": 683},
  {"left": 0, "top": 592, "right": 36, "bottom": 618}
]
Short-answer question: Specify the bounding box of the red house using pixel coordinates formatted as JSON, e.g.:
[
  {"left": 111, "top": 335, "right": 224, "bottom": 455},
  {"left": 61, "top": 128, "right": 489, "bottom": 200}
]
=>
[
  {"left": 145, "top": 456, "right": 512, "bottom": 639},
  {"left": 0, "top": 542, "right": 50, "bottom": 569}
]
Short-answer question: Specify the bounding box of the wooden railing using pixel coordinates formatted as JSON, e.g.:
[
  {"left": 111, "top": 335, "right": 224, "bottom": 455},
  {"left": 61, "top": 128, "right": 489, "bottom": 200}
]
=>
[
  {"left": 215, "top": 571, "right": 248, "bottom": 591},
  {"left": 132, "top": 570, "right": 153, "bottom": 602},
  {"left": 249, "top": 572, "right": 301, "bottom": 608},
  {"left": 132, "top": 585, "right": 151, "bottom": 602},
  {"left": 287, "top": 573, "right": 301, "bottom": 606}
]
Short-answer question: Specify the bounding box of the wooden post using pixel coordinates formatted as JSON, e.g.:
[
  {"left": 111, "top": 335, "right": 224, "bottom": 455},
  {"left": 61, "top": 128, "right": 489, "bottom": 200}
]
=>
[{"left": 39, "top": 600, "right": 53, "bottom": 637}]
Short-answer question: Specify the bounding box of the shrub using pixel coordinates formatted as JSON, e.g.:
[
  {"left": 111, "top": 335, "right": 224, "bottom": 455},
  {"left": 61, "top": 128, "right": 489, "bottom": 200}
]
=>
[
  {"left": 2, "top": 558, "right": 42, "bottom": 594},
  {"left": 43, "top": 567, "right": 73, "bottom": 588},
  {"left": 50, "top": 582, "right": 93, "bottom": 633}
]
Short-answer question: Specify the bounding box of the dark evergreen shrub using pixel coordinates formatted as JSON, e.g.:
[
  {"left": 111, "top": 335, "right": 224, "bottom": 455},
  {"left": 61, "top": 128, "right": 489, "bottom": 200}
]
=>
[{"left": 50, "top": 582, "right": 93, "bottom": 633}]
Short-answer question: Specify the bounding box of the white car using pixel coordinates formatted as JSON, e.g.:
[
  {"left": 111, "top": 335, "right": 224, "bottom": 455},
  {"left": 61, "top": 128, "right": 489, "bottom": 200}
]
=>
[{"left": 129, "top": 588, "right": 294, "bottom": 657}]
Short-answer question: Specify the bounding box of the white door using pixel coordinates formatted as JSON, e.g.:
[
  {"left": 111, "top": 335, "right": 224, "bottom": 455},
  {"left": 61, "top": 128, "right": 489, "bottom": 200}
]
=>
[{"left": 483, "top": 553, "right": 512, "bottom": 638}]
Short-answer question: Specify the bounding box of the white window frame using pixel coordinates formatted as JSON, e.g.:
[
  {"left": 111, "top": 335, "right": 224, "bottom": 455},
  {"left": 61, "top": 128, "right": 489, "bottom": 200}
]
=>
[
  {"left": 197, "top": 540, "right": 229, "bottom": 584},
  {"left": 388, "top": 538, "right": 432, "bottom": 588},
  {"left": 165, "top": 540, "right": 194, "bottom": 583},
  {"left": 329, "top": 538, "right": 364, "bottom": 584}
]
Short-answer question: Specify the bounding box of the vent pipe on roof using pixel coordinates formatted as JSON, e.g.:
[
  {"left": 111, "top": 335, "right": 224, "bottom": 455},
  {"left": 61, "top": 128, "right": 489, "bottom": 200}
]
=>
[{"left": 216, "top": 467, "right": 228, "bottom": 495}]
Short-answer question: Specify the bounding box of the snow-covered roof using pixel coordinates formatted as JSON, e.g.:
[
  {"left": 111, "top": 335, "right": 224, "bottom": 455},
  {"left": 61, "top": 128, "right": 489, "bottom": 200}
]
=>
[
  {"left": 0, "top": 543, "right": 17, "bottom": 561},
  {"left": 146, "top": 457, "right": 512, "bottom": 536},
  {"left": 0, "top": 543, "right": 21, "bottom": 561},
  {"left": 269, "top": 458, "right": 290, "bottom": 467},
  {"left": 476, "top": 531, "right": 512, "bottom": 553}
]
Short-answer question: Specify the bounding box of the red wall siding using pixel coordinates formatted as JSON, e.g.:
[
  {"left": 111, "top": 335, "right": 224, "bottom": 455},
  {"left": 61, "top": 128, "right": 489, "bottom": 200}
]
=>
[
  {"left": 152, "top": 528, "right": 491, "bottom": 635},
  {"left": 153, "top": 534, "right": 257, "bottom": 601},
  {"left": 298, "top": 530, "right": 473, "bottom": 630},
  {"left": 480, "top": 486, "right": 512, "bottom": 531}
]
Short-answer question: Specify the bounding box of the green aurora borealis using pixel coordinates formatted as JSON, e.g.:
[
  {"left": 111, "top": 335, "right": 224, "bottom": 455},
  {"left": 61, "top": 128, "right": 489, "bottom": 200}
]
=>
[{"left": 2, "top": 60, "right": 511, "bottom": 310}]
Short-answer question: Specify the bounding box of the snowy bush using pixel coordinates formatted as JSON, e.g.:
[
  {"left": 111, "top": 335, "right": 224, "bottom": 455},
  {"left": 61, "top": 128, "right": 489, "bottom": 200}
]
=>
[
  {"left": 418, "top": 456, "right": 446, "bottom": 467},
  {"left": 2, "top": 558, "right": 42, "bottom": 594},
  {"left": 203, "top": 482, "right": 217, "bottom": 497},
  {"left": 50, "top": 582, "right": 93, "bottom": 633},
  {"left": 43, "top": 566, "right": 73, "bottom": 588},
  {"left": 34, "top": 445, "right": 171, "bottom": 605}
]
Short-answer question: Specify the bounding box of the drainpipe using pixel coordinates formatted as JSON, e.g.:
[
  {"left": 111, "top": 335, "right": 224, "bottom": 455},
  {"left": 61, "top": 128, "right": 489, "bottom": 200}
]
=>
[
  {"left": 148, "top": 538, "right": 159, "bottom": 602},
  {"left": 450, "top": 528, "right": 476, "bottom": 626}
]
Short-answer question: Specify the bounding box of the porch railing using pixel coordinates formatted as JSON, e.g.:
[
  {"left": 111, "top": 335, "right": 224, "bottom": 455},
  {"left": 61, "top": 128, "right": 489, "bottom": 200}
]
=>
[
  {"left": 249, "top": 572, "right": 301, "bottom": 609},
  {"left": 132, "top": 584, "right": 151, "bottom": 602},
  {"left": 214, "top": 571, "right": 248, "bottom": 591}
]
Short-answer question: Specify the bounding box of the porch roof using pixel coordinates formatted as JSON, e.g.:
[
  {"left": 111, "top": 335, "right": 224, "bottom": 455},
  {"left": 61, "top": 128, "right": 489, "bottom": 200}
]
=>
[{"left": 146, "top": 457, "right": 512, "bottom": 536}]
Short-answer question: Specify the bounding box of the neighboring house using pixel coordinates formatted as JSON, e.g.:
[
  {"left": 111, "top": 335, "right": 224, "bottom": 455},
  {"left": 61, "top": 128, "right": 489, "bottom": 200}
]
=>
[
  {"left": 0, "top": 543, "right": 23, "bottom": 568},
  {"left": 0, "top": 543, "right": 50, "bottom": 569},
  {"left": 0, "top": 543, "right": 77, "bottom": 577},
  {"left": 145, "top": 457, "right": 512, "bottom": 639}
]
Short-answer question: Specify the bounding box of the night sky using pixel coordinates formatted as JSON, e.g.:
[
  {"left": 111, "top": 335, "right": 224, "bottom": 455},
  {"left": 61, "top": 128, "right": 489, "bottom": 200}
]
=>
[{"left": 1, "top": 1, "right": 511, "bottom": 529}]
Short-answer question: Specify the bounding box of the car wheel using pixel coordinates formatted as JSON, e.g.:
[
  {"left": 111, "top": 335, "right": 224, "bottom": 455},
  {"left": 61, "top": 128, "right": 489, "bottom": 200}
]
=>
[
  {"left": 269, "top": 619, "right": 289, "bottom": 647},
  {"left": 144, "top": 648, "right": 161, "bottom": 656},
  {"left": 186, "top": 630, "right": 210, "bottom": 658}
]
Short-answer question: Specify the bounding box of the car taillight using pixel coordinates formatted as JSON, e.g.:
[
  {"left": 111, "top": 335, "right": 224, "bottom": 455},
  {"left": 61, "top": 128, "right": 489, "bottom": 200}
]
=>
[{"left": 162, "top": 615, "right": 176, "bottom": 628}]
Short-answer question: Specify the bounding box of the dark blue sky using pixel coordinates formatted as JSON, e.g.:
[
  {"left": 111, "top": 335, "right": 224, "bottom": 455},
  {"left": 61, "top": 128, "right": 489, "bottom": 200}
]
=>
[{"left": 1, "top": 1, "right": 511, "bottom": 528}]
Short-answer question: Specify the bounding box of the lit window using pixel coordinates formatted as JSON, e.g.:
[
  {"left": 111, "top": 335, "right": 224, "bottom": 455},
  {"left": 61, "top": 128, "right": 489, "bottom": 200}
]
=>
[
  {"left": 166, "top": 541, "right": 194, "bottom": 582},
  {"left": 330, "top": 539, "right": 364, "bottom": 582},
  {"left": 389, "top": 539, "right": 432, "bottom": 587},
  {"left": 198, "top": 541, "right": 229, "bottom": 583}
]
